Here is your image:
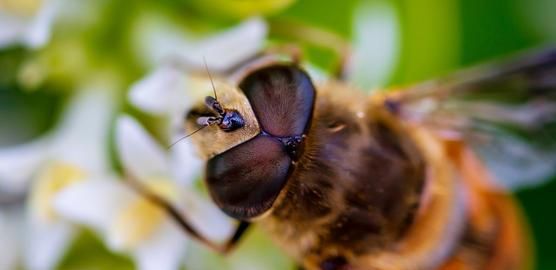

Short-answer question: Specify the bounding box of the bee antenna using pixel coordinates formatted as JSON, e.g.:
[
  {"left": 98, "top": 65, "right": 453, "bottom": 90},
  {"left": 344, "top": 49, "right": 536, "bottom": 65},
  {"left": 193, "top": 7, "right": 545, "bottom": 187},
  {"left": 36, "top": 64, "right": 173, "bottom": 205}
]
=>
[
  {"left": 203, "top": 57, "right": 218, "bottom": 101},
  {"left": 167, "top": 125, "right": 207, "bottom": 149}
]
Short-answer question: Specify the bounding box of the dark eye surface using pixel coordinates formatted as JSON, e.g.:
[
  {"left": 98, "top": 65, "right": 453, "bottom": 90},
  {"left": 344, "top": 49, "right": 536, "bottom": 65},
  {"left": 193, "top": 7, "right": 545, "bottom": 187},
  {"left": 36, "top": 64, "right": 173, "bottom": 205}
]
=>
[
  {"left": 239, "top": 65, "right": 316, "bottom": 137},
  {"left": 206, "top": 134, "right": 291, "bottom": 220}
]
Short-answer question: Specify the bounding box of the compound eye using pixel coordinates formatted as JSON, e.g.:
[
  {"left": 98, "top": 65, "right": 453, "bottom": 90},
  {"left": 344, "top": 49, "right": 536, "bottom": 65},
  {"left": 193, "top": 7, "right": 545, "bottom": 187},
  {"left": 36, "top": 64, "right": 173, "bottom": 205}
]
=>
[
  {"left": 239, "top": 65, "right": 316, "bottom": 137},
  {"left": 206, "top": 134, "right": 291, "bottom": 220}
]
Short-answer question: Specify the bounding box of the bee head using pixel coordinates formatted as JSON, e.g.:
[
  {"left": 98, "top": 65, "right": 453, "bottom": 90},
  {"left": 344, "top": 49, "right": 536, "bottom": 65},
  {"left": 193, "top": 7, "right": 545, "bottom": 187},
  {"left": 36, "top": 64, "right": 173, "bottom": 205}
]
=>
[
  {"left": 185, "top": 62, "right": 316, "bottom": 220},
  {"left": 195, "top": 96, "right": 245, "bottom": 132},
  {"left": 184, "top": 80, "right": 260, "bottom": 160}
]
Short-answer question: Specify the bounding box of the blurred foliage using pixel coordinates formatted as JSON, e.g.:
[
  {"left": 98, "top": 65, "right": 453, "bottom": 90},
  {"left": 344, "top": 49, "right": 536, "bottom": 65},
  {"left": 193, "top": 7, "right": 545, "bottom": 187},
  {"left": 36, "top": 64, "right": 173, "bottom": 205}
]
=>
[
  {"left": 59, "top": 231, "right": 134, "bottom": 270},
  {"left": 0, "top": 84, "right": 63, "bottom": 145},
  {"left": 189, "top": 0, "right": 296, "bottom": 19},
  {"left": 183, "top": 227, "right": 294, "bottom": 270}
]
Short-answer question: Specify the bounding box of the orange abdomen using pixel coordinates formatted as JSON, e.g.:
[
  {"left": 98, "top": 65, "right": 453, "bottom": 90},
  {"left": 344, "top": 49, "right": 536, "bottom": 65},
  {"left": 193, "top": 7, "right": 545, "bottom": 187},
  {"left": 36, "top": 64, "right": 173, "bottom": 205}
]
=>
[{"left": 441, "top": 143, "right": 533, "bottom": 270}]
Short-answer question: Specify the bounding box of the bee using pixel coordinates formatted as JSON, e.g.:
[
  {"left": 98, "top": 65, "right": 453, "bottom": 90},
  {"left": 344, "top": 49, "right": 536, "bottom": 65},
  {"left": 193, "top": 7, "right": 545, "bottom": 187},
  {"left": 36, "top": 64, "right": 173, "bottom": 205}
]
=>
[{"left": 130, "top": 43, "right": 556, "bottom": 269}]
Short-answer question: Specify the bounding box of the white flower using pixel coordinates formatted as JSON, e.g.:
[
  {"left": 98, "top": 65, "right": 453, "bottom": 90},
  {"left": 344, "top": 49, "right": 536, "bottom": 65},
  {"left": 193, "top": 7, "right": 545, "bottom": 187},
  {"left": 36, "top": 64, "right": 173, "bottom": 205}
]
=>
[
  {"left": 0, "top": 85, "right": 116, "bottom": 270},
  {"left": 53, "top": 115, "right": 233, "bottom": 270},
  {"left": 129, "top": 20, "right": 268, "bottom": 156},
  {"left": 0, "top": 0, "right": 62, "bottom": 49},
  {"left": 132, "top": 16, "right": 267, "bottom": 71},
  {"left": 129, "top": 17, "right": 267, "bottom": 120},
  {"left": 0, "top": 207, "right": 23, "bottom": 270},
  {"left": 129, "top": 64, "right": 193, "bottom": 117},
  {"left": 347, "top": 0, "right": 400, "bottom": 91},
  {"left": 0, "top": 84, "right": 114, "bottom": 193}
]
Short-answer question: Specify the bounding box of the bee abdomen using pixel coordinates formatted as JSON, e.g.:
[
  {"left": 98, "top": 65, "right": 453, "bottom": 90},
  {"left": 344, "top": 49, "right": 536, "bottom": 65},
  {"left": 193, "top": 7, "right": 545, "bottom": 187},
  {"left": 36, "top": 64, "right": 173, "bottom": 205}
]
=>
[{"left": 440, "top": 189, "right": 531, "bottom": 270}]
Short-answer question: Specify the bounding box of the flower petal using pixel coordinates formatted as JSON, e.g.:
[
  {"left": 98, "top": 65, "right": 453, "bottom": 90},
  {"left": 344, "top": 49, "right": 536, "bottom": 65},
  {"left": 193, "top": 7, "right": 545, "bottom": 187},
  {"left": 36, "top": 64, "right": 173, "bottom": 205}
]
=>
[
  {"left": 116, "top": 116, "right": 170, "bottom": 180},
  {"left": 347, "top": 1, "right": 400, "bottom": 90},
  {"left": 51, "top": 87, "right": 115, "bottom": 173},
  {"left": 178, "top": 189, "right": 234, "bottom": 242},
  {"left": 178, "top": 18, "right": 268, "bottom": 72},
  {"left": 132, "top": 221, "right": 187, "bottom": 270},
  {"left": 22, "top": 0, "right": 60, "bottom": 49},
  {"left": 129, "top": 65, "right": 192, "bottom": 116},
  {"left": 23, "top": 218, "right": 75, "bottom": 270},
  {"left": 0, "top": 209, "right": 23, "bottom": 270},
  {"left": 53, "top": 177, "right": 134, "bottom": 232},
  {"left": 0, "top": 14, "right": 28, "bottom": 48},
  {"left": 0, "top": 0, "right": 61, "bottom": 49},
  {"left": 169, "top": 139, "right": 203, "bottom": 187},
  {"left": 0, "top": 137, "right": 51, "bottom": 194},
  {"left": 134, "top": 16, "right": 267, "bottom": 71}
]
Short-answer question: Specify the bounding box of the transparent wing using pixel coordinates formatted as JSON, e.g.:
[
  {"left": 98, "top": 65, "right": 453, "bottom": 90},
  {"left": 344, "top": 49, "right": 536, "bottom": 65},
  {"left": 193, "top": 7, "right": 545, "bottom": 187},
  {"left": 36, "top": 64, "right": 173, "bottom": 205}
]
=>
[{"left": 392, "top": 48, "right": 556, "bottom": 190}]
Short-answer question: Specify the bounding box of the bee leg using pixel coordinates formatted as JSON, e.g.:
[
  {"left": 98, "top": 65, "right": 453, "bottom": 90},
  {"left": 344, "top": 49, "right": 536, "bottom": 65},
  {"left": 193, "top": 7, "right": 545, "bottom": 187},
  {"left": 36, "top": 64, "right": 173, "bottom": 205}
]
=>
[
  {"left": 221, "top": 220, "right": 251, "bottom": 253},
  {"left": 332, "top": 48, "right": 351, "bottom": 81},
  {"left": 160, "top": 52, "right": 262, "bottom": 79},
  {"left": 125, "top": 174, "right": 251, "bottom": 254},
  {"left": 226, "top": 46, "right": 304, "bottom": 85},
  {"left": 268, "top": 19, "right": 351, "bottom": 80},
  {"left": 264, "top": 44, "right": 303, "bottom": 65}
]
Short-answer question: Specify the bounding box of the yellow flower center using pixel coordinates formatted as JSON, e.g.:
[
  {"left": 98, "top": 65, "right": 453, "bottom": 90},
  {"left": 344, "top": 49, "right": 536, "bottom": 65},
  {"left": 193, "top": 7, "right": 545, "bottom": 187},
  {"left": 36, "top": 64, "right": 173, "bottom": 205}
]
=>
[
  {"left": 0, "top": 0, "right": 43, "bottom": 17},
  {"left": 30, "top": 162, "right": 87, "bottom": 222},
  {"left": 111, "top": 178, "right": 179, "bottom": 250}
]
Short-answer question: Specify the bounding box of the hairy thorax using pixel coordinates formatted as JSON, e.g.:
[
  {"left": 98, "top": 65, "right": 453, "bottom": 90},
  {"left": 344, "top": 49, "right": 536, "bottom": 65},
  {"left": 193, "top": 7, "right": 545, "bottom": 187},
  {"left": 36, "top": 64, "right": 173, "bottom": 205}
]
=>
[{"left": 258, "top": 83, "right": 427, "bottom": 268}]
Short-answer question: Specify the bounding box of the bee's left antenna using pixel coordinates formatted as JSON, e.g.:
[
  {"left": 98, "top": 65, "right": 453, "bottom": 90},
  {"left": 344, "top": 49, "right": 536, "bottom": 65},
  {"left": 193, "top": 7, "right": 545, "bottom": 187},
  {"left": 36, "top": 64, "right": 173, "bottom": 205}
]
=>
[{"left": 167, "top": 125, "right": 207, "bottom": 149}]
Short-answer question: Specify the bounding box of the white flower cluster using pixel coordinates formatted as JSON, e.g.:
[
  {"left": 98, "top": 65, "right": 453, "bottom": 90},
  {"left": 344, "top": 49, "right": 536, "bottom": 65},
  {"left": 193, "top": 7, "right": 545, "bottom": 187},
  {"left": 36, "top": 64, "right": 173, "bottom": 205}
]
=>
[
  {"left": 0, "top": 15, "right": 268, "bottom": 270},
  {"left": 0, "top": 1, "right": 401, "bottom": 269}
]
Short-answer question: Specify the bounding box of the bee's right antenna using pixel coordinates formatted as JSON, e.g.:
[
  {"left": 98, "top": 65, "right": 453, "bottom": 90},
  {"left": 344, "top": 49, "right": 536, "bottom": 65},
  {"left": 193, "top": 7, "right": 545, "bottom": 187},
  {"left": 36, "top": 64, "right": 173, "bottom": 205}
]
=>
[
  {"left": 167, "top": 58, "right": 245, "bottom": 150},
  {"left": 203, "top": 57, "right": 218, "bottom": 101},
  {"left": 202, "top": 57, "right": 225, "bottom": 116},
  {"left": 167, "top": 58, "right": 219, "bottom": 150}
]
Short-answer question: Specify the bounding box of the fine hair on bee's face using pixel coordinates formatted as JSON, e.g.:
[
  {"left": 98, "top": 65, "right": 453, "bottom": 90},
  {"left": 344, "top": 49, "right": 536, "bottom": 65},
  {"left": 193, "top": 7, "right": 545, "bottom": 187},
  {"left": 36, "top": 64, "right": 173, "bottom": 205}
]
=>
[
  {"left": 196, "top": 61, "right": 246, "bottom": 132},
  {"left": 168, "top": 64, "right": 249, "bottom": 150}
]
